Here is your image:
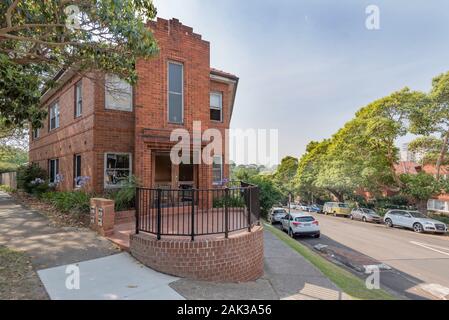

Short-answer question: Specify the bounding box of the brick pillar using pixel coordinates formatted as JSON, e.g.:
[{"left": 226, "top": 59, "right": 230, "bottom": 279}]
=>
[{"left": 90, "top": 198, "right": 115, "bottom": 236}]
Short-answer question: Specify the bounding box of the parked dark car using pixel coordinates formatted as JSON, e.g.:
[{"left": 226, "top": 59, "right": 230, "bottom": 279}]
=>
[{"left": 309, "top": 204, "right": 323, "bottom": 213}]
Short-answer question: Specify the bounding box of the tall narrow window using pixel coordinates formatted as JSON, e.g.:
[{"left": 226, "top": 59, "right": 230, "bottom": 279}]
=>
[
  {"left": 49, "top": 159, "right": 59, "bottom": 183},
  {"left": 75, "top": 81, "right": 82, "bottom": 117},
  {"left": 74, "top": 154, "right": 82, "bottom": 188},
  {"left": 210, "top": 92, "right": 223, "bottom": 122},
  {"left": 49, "top": 102, "right": 60, "bottom": 131},
  {"left": 32, "top": 127, "right": 40, "bottom": 140},
  {"left": 168, "top": 62, "right": 183, "bottom": 124},
  {"left": 105, "top": 74, "right": 133, "bottom": 111},
  {"left": 212, "top": 155, "right": 223, "bottom": 185}
]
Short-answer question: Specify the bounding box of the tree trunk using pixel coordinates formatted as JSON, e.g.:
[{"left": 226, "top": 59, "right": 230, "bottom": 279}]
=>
[
  {"left": 435, "top": 130, "right": 449, "bottom": 180},
  {"left": 416, "top": 199, "right": 429, "bottom": 215}
]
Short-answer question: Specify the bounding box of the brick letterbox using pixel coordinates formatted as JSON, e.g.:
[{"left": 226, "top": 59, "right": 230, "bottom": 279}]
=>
[{"left": 89, "top": 198, "right": 115, "bottom": 236}]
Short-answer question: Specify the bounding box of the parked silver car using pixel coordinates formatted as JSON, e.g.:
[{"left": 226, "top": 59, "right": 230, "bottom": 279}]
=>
[
  {"left": 268, "top": 207, "right": 288, "bottom": 224},
  {"left": 350, "top": 208, "right": 382, "bottom": 223},
  {"left": 384, "top": 210, "right": 448, "bottom": 234},
  {"left": 280, "top": 212, "right": 320, "bottom": 238}
]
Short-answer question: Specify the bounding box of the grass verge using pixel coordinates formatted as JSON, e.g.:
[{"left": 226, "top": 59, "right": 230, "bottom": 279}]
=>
[
  {"left": 264, "top": 223, "right": 396, "bottom": 300},
  {"left": 0, "top": 246, "right": 48, "bottom": 300}
]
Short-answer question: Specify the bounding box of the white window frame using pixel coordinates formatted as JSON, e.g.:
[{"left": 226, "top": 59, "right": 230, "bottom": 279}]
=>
[
  {"left": 210, "top": 92, "right": 223, "bottom": 122},
  {"left": 74, "top": 154, "right": 82, "bottom": 188},
  {"left": 212, "top": 155, "right": 223, "bottom": 185},
  {"left": 167, "top": 61, "right": 184, "bottom": 124},
  {"left": 103, "top": 152, "right": 132, "bottom": 189},
  {"left": 49, "top": 158, "right": 59, "bottom": 183},
  {"left": 32, "top": 127, "right": 40, "bottom": 140},
  {"left": 105, "top": 74, "right": 133, "bottom": 112},
  {"left": 49, "top": 102, "right": 60, "bottom": 131},
  {"left": 75, "top": 81, "right": 83, "bottom": 117}
]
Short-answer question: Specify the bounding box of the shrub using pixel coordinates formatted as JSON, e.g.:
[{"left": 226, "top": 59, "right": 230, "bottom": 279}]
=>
[
  {"left": 213, "top": 194, "right": 245, "bottom": 208},
  {"left": 106, "top": 175, "right": 139, "bottom": 211},
  {"left": 40, "top": 191, "right": 91, "bottom": 214},
  {"left": 17, "top": 164, "right": 48, "bottom": 194},
  {"left": 0, "top": 185, "right": 15, "bottom": 193},
  {"left": 247, "top": 175, "right": 283, "bottom": 218}
]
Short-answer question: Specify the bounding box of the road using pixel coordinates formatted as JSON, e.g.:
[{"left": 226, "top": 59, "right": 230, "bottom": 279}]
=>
[{"left": 284, "top": 210, "right": 449, "bottom": 300}]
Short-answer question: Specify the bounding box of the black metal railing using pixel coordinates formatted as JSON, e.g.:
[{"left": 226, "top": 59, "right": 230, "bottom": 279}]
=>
[{"left": 135, "top": 182, "right": 260, "bottom": 240}]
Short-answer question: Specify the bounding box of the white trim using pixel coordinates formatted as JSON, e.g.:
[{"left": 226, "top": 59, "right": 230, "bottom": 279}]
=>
[
  {"left": 210, "top": 91, "right": 223, "bottom": 122},
  {"left": 49, "top": 158, "right": 59, "bottom": 183},
  {"left": 104, "top": 74, "right": 133, "bottom": 112},
  {"left": 103, "top": 152, "right": 132, "bottom": 189},
  {"left": 210, "top": 73, "right": 237, "bottom": 84},
  {"left": 74, "top": 154, "right": 82, "bottom": 188},
  {"left": 212, "top": 155, "right": 223, "bottom": 185},
  {"left": 49, "top": 102, "right": 60, "bottom": 131},
  {"left": 75, "top": 81, "right": 83, "bottom": 117},
  {"left": 167, "top": 61, "right": 184, "bottom": 124}
]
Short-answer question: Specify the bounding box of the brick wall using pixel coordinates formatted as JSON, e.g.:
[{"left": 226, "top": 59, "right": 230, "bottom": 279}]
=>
[
  {"left": 29, "top": 18, "right": 236, "bottom": 193},
  {"left": 130, "top": 226, "right": 264, "bottom": 282},
  {"left": 29, "top": 74, "right": 96, "bottom": 191}
]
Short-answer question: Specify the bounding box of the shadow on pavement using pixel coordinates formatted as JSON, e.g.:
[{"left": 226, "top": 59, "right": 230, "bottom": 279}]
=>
[{"left": 273, "top": 223, "right": 433, "bottom": 300}]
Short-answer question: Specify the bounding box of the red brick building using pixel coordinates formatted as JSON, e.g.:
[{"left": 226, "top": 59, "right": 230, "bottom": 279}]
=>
[{"left": 29, "top": 18, "right": 239, "bottom": 194}]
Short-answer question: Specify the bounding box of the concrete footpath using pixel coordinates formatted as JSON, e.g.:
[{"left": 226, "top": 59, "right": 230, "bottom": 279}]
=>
[
  {"left": 0, "top": 191, "right": 349, "bottom": 300},
  {"left": 0, "top": 191, "right": 118, "bottom": 270}
]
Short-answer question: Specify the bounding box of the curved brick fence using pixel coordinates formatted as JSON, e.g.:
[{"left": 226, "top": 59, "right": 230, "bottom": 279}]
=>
[{"left": 130, "top": 226, "right": 264, "bottom": 282}]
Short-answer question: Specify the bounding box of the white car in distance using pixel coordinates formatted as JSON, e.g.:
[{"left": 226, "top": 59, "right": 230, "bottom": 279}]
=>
[{"left": 280, "top": 212, "right": 320, "bottom": 238}]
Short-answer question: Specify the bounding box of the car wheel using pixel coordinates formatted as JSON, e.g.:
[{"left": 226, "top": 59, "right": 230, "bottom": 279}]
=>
[
  {"left": 385, "top": 218, "right": 393, "bottom": 228},
  {"left": 362, "top": 216, "right": 367, "bottom": 223},
  {"left": 333, "top": 212, "right": 337, "bottom": 217},
  {"left": 313, "top": 233, "right": 320, "bottom": 239},
  {"left": 413, "top": 223, "right": 424, "bottom": 233},
  {"left": 288, "top": 228, "right": 295, "bottom": 238},
  {"left": 349, "top": 214, "right": 354, "bottom": 220}
]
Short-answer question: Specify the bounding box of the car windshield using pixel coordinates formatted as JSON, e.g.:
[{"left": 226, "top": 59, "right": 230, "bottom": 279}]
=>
[
  {"left": 338, "top": 203, "right": 349, "bottom": 208},
  {"left": 408, "top": 211, "right": 427, "bottom": 218},
  {"left": 362, "top": 209, "right": 376, "bottom": 214},
  {"left": 295, "top": 216, "right": 315, "bottom": 222},
  {"left": 274, "top": 209, "right": 287, "bottom": 214}
]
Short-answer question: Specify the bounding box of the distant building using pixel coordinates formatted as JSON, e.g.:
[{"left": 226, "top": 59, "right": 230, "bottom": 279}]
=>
[{"left": 400, "top": 143, "right": 423, "bottom": 163}]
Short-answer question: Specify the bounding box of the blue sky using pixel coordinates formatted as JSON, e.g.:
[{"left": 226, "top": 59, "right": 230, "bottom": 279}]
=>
[{"left": 153, "top": 0, "right": 449, "bottom": 164}]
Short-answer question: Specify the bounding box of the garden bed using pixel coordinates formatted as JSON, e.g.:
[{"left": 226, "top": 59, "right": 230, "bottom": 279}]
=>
[{"left": 11, "top": 190, "right": 90, "bottom": 228}]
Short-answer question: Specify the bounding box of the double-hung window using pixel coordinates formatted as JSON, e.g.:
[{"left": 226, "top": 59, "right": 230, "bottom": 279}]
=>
[
  {"left": 74, "top": 154, "right": 82, "bottom": 188},
  {"left": 212, "top": 155, "right": 223, "bottom": 185},
  {"left": 32, "top": 127, "right": 40, "bottom": 140},
  {"left": 210, "top": 92, "right": 223, "bottom": 122},
  {"left": 49, "top": 102, "right": 60, "bottom": 131},
  {"left": 75, "top": 81, "right": 82, "bottom": 117},
  {"left": 105, "top": 74, "right": 133, "bottom": 111},
  {"left": 168, "top": 62, "right": 183, "bottom": 124},
  {"left": 49, "top": 159, "right": 59, "bottom": 183},
  {"left": 104, "top": 153, "right": 131, "bottom": 188}
]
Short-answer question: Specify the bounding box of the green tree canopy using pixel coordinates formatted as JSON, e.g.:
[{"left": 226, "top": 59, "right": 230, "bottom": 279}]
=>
[{"left": 0, "top": 0, "right": 158, "bottom": 128}]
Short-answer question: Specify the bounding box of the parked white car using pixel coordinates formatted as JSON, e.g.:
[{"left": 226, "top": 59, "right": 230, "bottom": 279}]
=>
[
  {"left": 280, "top": 212, "right": 320, "bottom": 238},
  {"left": 383, "top": 210, "right": 448, "bottom": 234},
  {"left": 299, "top": 205, "right": 311, "bottom": 212},
  {"left": 268, "top": 207, "right": 288, "bottom": 224}
]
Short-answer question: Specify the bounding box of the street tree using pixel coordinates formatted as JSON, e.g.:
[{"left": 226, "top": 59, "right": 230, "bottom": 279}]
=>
[
  {"left": 0, "top": 0, "right": 158, "bottom": 128},
  {"left": 409, "top": 71, "right": 449, "bottom": 179}
]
